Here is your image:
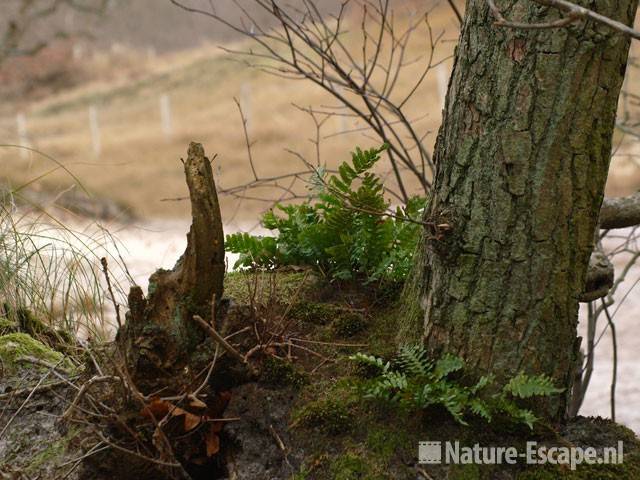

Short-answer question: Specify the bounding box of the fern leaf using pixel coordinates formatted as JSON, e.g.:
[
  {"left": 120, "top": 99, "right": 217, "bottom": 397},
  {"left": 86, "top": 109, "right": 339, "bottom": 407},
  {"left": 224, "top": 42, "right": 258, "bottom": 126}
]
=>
[
  {"left": 470, "top": 399, "right": 493, "bottom": 422},
  {"left": 396, "top": 344, "right": 431, "bottom": 377},
  {"left": 503, "top": 373, "right": 564, "bottom": 398},
  {"left": 433, "top": 354, "right": 464, "bottom": 380}
]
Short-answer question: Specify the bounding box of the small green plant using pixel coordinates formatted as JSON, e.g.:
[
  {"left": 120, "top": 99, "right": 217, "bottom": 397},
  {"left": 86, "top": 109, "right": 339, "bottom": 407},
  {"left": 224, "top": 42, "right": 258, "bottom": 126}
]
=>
[
  {"left": 293, "top": 398, "right": 353, "bottom": 435},
  {"left": 349, "top": 345, "right": 563, "bottom": 429},
  {"left": 226, "top": 145, "right": 426, "bottom": 284}
]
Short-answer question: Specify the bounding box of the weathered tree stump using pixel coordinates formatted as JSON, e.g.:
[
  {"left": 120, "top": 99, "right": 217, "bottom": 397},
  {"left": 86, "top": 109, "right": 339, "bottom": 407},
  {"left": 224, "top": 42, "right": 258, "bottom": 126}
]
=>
[{"left": 117, "top": 142, "right": 225, "bottom": 392}]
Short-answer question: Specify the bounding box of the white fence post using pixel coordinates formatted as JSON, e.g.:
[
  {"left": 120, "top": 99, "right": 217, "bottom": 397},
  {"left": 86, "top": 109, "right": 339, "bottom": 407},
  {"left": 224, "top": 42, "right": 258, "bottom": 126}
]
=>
[
  {"left": 160, "top": 94, "right": 173, "bottom": 139},
  {"left": 89, "top": 104, "right": 101, "bottom": 157},
  {"left": 16, "top": 113, "right": 31, "bottom": 160}
]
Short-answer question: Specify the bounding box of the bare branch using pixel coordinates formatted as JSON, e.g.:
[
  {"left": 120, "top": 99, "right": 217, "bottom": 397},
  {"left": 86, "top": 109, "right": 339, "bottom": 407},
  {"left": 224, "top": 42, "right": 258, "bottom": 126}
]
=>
[
  {"left": 600, "top": 192, "right": 640, "bottom": 230},
  {"left": 488, "top": 0, "right": 640, "bottom": 39},
  {"left": 170, "top": 0, "right": 442, "bottom": 202}
]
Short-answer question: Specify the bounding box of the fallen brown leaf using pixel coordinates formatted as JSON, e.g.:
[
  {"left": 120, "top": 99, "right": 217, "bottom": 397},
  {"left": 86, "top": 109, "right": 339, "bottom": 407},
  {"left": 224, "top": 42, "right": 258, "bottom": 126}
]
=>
[{"left": 205, "top": 426, "right": 220, "bottom": 457}]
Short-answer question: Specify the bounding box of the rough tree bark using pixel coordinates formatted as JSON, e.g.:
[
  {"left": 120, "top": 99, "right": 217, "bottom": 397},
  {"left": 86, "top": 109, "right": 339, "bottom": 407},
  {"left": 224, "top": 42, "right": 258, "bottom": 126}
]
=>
[
  {"left": 117, "top": 142, "right": 225, "bottom": 392},
  {"left": 401, "top": 0, "right": 638, "bottom": 419}
]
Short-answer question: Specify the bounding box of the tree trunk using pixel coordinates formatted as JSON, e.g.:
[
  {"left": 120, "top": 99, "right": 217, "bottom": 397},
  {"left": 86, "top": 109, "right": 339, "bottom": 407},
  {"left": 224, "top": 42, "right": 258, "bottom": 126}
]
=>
[{"left": 402, "top": 0, "right": 638, "bottom": 420}]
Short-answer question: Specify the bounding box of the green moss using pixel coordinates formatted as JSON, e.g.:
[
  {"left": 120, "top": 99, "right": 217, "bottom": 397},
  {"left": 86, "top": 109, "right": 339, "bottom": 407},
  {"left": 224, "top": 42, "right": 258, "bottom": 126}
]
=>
[
  {"left": 362, "top": 308, "right": 405, "bottom": 360},
  {"left": 396, "top": 235, "right": 426, "bottom": 346},
  {"left": 293, "top": 398, "right": 353, "bottom": 435},
  {"left": 290, "top": 469, "right": 310, "bottom": 480},
  {"left": 330, "top": 453, "right": 368, "bottom": 480},
  {"left": 224, "top": 271, "right": 321, "bottom": 305},
  {"left": 289, "top": 302, "right": 340, "bottom": 325},
  {"left": 350, "top": 355, "right": 386, "bottom": 379},
  {"left": 2, "top": 307, "right": 76, "bottom": 352},
  {"left": 447, "top": 464, "right": 485, "bottom": 479},
  {"left": 365, "top": 427, "right": 409, "bottom": 464},
  {"left": 331, "top": 312, "right": 367, "bottom": 337},
  {"left": 288, "top": 302, "right": 368, "bottom": 336},
  {"left": 147, "top": 278, "right": 158, "bottom": 296},
  {"left": 261, "top": 356, "right": 308, "bottom": 388},
  {"left": 25, "top": 428, "right": 78, "bottom": 475},
  {"left": 16, "top": 308, "right": 49, "bottom": 336},
  {"left": 0, "top": 333, "right": 67, "bottom": 371},
  {"left": 515, "top": 450, "right": 640, "bottom": 479},
  {"left": 0, "top": 317, "right": 17, "bottom": 335}
]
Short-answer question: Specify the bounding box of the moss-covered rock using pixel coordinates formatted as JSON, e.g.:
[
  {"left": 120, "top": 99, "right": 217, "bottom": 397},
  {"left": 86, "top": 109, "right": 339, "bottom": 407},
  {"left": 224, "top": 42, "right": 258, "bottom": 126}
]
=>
[
  {"left": 288, "top": 302, "right": 368, "bottom": 337},
  {"left": 1, "top": 306, "right": 76, "bottom": 353},
  {"left": 365, "top": 427, "right": 409, "bottom": 463},
  {"left": 0, "top": 333, "right": 67, "bottom": 372},
  {"left": 514, "top": 418, "right": 640, "bottom": 480}
]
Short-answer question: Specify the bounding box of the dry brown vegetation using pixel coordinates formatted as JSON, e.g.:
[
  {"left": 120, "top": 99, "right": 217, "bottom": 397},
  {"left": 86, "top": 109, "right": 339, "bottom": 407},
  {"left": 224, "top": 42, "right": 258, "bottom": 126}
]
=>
[{"left": 1, "top": 2, "right": 639, "bottom": 224}]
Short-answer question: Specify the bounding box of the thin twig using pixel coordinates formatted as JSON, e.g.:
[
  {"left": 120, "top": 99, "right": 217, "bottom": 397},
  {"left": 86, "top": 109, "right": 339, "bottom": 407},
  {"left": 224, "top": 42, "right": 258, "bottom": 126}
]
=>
[
  {"left": 192, "top": 315, "right": 255, "bottom": 373},
  {"left": 63, "top": 375, "right": 119, "bottom": 420},
  {"left": 101, "top": 257, "right": 121, "bottom": 329},
  {"left": 488, "top": 0, "right": 579, "bottom": 30},
  {"left": 446, "top": 0, "right": 463, "bottom": 25},
  {"left": 601, "top": 299, "right": 617, "bottom": 422},
  {"left": 235, "top": 96, "right": 259, "bottom": 181}
]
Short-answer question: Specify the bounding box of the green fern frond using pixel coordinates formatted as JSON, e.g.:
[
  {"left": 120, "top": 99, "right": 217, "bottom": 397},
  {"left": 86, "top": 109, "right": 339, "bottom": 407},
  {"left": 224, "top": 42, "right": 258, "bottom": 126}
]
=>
[
  {"left": 470, "top": 399, "right": 493, "bottom": 422},
  {"left": 396, "top": 344, "right": 431, "bottom": 377},
  {"left": 433, "top": 354, "right": 464, "bottom": 380},
  {"left": 225, "top": 143, "right": 421, "bottom": 283},
  {"left": 349, "top": 346, "right": 562, "bottom": 430},
  {"left": 225, "top": 232, "right": 279, "bottom": 269},
  {"left": 349, "top": 352, "right": 390, "bottom": 373},
  {"left": 470, "top": 374, "right": 494, "bottom": 394},
  {"left": 503, "top": 373, "right": 564, "bottom": 399}
]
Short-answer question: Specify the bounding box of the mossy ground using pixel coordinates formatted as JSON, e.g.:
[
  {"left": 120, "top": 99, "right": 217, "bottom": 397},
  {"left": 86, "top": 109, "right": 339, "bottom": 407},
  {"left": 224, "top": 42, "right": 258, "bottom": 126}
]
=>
[
  {"left": 223, "top": 272, "right": 640, "bottom": 480},
  {"left": 0, "top": 319, "right": 81, "bottom": 479},
  {"left": 4, "top": 272, "right": 638, "bottom": 480},
  {"left": 0, "top": 317, "right": 17, "bottom": 335},
  {"left": 224, "top": 270, "right": 323, "bottom": 305},
  {"left": 0, "top": 332, "right": 68, "bottom": 372},
  {"left": 260, "top": 356, "right": 309, "bottom": 389},
  {"left": 22, "top": 427, "right": 80, "bottom": 476}
]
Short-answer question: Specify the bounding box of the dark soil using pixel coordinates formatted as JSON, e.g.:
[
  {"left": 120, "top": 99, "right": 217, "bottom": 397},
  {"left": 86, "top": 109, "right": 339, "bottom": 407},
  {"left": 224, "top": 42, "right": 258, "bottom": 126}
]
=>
[{"left": 2, "top": 272, "right": 639, "bottom": 480}]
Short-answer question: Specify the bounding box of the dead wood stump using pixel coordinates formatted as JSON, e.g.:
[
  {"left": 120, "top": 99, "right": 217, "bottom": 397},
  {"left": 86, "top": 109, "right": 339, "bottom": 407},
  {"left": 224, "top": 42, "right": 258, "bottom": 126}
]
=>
[{"left": 117, "top": 142, "right": 226, "bottom": 393}]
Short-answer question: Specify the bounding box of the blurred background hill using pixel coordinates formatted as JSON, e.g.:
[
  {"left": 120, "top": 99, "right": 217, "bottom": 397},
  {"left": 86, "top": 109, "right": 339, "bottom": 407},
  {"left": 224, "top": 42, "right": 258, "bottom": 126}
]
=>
[
  {"left": 3, "top": 0, "right": 342, "bottom": 54},
  {"left": 2, "top": 0, "right": 638, "bottom": 224},
  {"left": 0, "top": 0, "right": 463, "bottom": 225}
]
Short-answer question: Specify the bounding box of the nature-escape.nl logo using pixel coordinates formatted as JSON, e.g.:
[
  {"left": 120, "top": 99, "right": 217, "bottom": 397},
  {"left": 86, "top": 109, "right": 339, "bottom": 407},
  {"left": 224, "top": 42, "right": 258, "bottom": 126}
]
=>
[{"left": 419, "top": 440, "right": 624, "bottom": 471}]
